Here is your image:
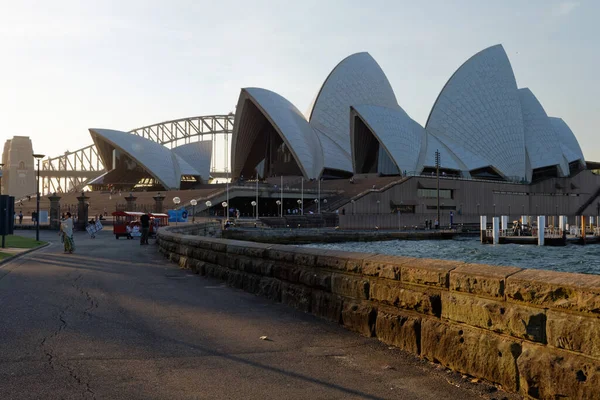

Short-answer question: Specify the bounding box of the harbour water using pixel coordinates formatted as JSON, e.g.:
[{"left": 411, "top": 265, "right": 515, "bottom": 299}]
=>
[{"left": 304, "top": 237, "right": 600, "bottom": 275}]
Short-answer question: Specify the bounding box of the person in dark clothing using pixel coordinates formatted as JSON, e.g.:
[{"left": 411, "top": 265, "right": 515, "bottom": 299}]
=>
[{"left": 140, "top": 213, "right": 150, "bottom": 245}]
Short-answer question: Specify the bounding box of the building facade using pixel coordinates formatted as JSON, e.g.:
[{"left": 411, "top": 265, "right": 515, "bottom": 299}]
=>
[{"left": 1, "top": 136, "right": 35, "bottom": 199}]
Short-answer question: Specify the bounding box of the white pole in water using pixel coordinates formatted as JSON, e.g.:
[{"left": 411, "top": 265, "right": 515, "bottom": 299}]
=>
[
  {"left": 480, "top": 215, "right": 487, "bottom": 243},
  {"left": 492, "top": 217, "right": 500, "bottom": 245},
  {"left": 538, "top": 216, "right": 545, "bottom": 246},
  {"left": 501, "top": 215, "right": 508, "bottom": 232}
]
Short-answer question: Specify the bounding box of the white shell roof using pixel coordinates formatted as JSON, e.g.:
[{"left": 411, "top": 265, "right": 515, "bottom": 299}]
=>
[
  {"left": 519, "top": 88, "right": 569, "bottom": 176},
  {"left": 308, "top": 52, "right": 398, "bottom": 172},
  {"left": 231, "top": 88, "right": 324, "bottom": 179},
  {"left": 425, "top": 44, "right": 526, "bottom": 180},
  {"left": 172, "top": 141, "right": 212, "bottom": 179},
  {"left": 89, "top": 128, "right": 202, "bottom": 189},
  {"left": 351, "top": 105, "right": 425, "bottom": 174},
  {"left": 420, "top": 133, "right": 465, "bottom": 172},
  {"left": 549, "top": 117, "right": 585, "bottom": 164}
]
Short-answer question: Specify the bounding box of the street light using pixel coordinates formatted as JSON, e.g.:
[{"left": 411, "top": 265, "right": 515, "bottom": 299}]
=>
[
  {"left": 297, "top": 199, "right": 302, "bottom": 214},
  {"left": 0, "top": 163, "right": 4, "bottom": 195},
  {"left": 33, "top": 153, "right": 45, "bottom": 241},
  {"left": 205, "top": 200, "right": 212, "bottom": 217},
  {"left": 276, "top": 200, "right": 281, "bottom": 217},
  {"left": 251, "top": 200, "right": 257, "bottom": 220},
  {"left": 376, "top": 199, "right": 381, "bottom": 214},
  {"left": 493, "top": 203, "right": 496, "bottom": 217},
  {"left": 173, "top": 197, "right": 181, "bottom": 226},
  {"left": 222, "top": 201, "right": 228, "bottom": 218},
  {"left": 351, "top": 199, "right": 355, "bottom": 215},
  {"left": 190, "top": 199, "right": 197, "bottom": 223},
  {"left": 476, "top": 203, "right": 480, "bottom": 216}
]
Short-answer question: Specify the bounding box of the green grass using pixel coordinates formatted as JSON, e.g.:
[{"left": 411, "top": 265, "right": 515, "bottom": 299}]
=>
[
  {"left": 0, "top": 252, "right": 12, "bottom": 260},
  {"left": 3, "top": 235, "right": 46, "bottom": 249}
]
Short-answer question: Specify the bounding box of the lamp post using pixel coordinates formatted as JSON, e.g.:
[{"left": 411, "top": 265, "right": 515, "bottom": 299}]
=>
[
  {"left": 222, "top": 201, "right": 228, "bottom": 218},
  {"left": 323, "top": 198, "right": 327, "bottom": 213},
  {"left": 376, "top": 200, "right": 381, "bottom": 214},
  {"left": 173, "top": 196, "right": 181, "bottom": 226},
  {"left": 493, "top": 203, "right": 496, "bottom": 217},
  {"left": 190, "top": 199, "right": 197, "bottom": 223},
  {"left": 276, "top": 200, "right": 281, "bottom": 217},
  {"left": 300, "top": 178, "right": 304, "bottom": 215},
  {"left": 251, "top": 200, "right": 257, "bottom": 220},
  {"left": 33, "top": 153, "right": 45, "bottom": 241},
  {"left": 476, "top": 203, "right": 480, "bottom": 216},
  {"left": 297, "top": 199, "right": 302, "bottom": 215},
  {"left": 0, "top": 163, "right": 4, "bottom": 195},
  {"left": 317, "top": 178, "right": 321, "bottom": 214},
  {"left": 205, "top": 201, "right": 212, "bottom": 217},
  {"left": 351, "top": 199, "right": 355, "bottom": 215}
]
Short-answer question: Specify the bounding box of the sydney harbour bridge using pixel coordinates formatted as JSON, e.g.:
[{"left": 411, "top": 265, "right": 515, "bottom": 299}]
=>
[{"left": 40, "top": 114, "right": 234, "bottom": 194}]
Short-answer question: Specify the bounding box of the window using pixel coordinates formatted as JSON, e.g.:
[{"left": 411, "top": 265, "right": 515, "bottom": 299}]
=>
[{"left": 418, "top": 188, "right": 452, "bottom": 199}]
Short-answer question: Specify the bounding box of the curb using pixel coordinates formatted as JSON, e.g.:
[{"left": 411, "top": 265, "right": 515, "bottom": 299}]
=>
[{"left": 0, "top": 242, "right": 51, "bottom": 267}]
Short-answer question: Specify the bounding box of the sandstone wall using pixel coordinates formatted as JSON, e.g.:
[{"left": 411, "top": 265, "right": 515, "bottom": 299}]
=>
[{"left": 158, "top": 225, "right": 600, "bottom": 400}]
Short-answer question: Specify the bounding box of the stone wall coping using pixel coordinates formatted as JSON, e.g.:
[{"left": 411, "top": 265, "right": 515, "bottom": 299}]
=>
[
  {"left": 507, "top": 269, "right": 600, "bottom": 290},
  {"left": 452, "top": 263, "right": 522, "bottom": 279}
]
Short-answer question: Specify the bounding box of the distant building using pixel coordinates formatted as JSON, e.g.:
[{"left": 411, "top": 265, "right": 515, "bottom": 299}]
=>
[{"left": 1, "top": 136, "right": 35, "bottom": 199}]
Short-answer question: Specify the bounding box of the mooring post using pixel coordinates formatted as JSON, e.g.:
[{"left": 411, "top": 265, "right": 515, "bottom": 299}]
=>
[
  {"left": 538, "top": 215, "right": 545, "bottom": 246},
  {"left": 501, "top": 215, "right": 508, "bottom": 232},
  {"left": 480, "top": 215, "right": 487, "bottom": 243},
  {"left": 492, "top": 217, "right": 500, "bottom": 245}
]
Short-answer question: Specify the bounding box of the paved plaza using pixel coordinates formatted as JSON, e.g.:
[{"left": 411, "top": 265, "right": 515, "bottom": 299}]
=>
[{"left": 0, "top": 230, "right": 512, "bottom": 399}]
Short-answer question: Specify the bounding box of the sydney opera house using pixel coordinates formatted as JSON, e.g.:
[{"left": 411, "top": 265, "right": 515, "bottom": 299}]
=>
[
  {"left": 82, "top": 44, "right": 599, "bottom": 223},
  {"left": 232, "top": 44, "right": 584, "bottom": 183}
]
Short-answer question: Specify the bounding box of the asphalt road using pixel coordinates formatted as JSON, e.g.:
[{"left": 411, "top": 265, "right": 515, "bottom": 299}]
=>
[{"left": 0, "top": 230, "right": 517, "bottom": 400}]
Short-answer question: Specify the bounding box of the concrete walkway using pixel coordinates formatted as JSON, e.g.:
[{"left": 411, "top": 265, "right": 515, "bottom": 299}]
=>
[{"left": 0, "top": 230, "right": 517, "bottom": 399}]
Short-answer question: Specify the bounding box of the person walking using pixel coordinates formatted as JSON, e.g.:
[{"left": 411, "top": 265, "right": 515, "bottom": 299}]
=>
[
  {"left": 140, "top": 213, "right": 150, "bottom": 245},
  {"left": 18, "top": 211, "right": 23, "bottom": 225},
  {"left": 62, "top": 212, "right": 75, "bottom": 253}
]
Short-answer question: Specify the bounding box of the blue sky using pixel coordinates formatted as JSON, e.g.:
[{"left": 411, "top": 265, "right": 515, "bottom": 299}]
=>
[{"left": 1, "top": 0, "right": 598, "bottom": 161}]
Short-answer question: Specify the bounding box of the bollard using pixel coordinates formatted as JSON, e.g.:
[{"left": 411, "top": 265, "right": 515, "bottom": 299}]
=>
[
  {"left": 480, "top": 216, "right": 487, "bottom": 243},
  {"left": 537, "top": 216, "right": 545, "bottom": 246},
  {"left": 492, "top": 217, "right": 500, "bottom": 245},
  {"left": 501, "top": 215, "right": 508, "bottom": 232}
]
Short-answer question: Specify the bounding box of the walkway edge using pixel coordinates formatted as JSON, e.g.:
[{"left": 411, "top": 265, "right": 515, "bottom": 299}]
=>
[{"left": 0, "top": 242, "right": 51, "bottom": 267}]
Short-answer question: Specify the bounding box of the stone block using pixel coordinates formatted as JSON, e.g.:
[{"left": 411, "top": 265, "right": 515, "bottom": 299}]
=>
[
  {"left": 227, "top": 270, "right": 244, "bottom": 289},
  {"left": 362, "top": 254, "right": 414, "bottom": 280},
  {"left": 272, "top": 264, "right": 300, "bottom": 283},
  {"left": 189, "top": 259, "right": 205, "bottom": 275},
  {"left": 243, "top": 273, "right": 261, "bottom": 294},
  {"left": 506, "top": 269, "right": 600, "bottom": 314},
  {"left": 226, "top": 240, "right": 271, "bottom": 258},
  {"left": 401, "top": 259, "right": 460, "bottom": 288},
  {"left": 370, "top": 279, "right": 441, "bottom": 316},
  {"left": 331, "top": 274, "right": 369, "bottom": 300},
  {"left": 547, "top": 310, "right": 600, "bottom": 358},
  {"left": 442, "top": 291, "right": 546, "bottom": 342},
  {"left": 281, "top": 282, "right": 312, "bottom": 313},
  {"left": 258, "top": 278, "right": 282, "bottom": 302},
  {"left": 297, "top": 269, "right": 331, "bottom": 291},
  {"left": 375, "top": 308, "right": 421, "bottom": 354},
  {"left": 292, "top": 247, "right": 323, "bottom": 267},
  {"left": 311, "top": 290, "right": 343, "bottom": 323},
  {"left": 316, "top": 250, "right": 371, "bottom": 273},
  {"left": 341, "top": 302, "right": 376, "bottom": 337},
  {"left": 266, "top": 245, "right": 296, "bottom": 262},
  {"left": 421, "top": 319, "right": 521, "bottom": 392},
  {"left": 518, "top": 342, "right": 600, "bottom": 400},
  {"left": 450, "top": 263, "right": 522, "bottom": 299}
]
